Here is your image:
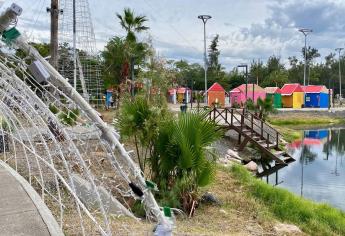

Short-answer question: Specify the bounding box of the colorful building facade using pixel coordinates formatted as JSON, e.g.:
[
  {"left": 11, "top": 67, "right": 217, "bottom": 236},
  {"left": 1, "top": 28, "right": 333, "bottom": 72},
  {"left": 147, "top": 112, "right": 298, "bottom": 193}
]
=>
[
  {"left": 264, "top": 87, "right": 282, "bottom": 108},
  {"left": 281, "top": 83, "right": 304, "bottom": 108},
  {"left": 207, "top": 82, "right": 225, "bottom": 107},
  {"left": 303, "top": 85, "right": 329, "bottom": 108},
  {"left": 230, "top": 84, "right": 266, "bottom": 107}
]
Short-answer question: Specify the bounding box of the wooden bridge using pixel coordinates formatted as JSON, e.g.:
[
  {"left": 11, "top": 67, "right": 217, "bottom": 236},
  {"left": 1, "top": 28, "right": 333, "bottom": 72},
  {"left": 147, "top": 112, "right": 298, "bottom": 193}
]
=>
[{"left": 208, "top": 108, "right": 295, "bottom": 165}]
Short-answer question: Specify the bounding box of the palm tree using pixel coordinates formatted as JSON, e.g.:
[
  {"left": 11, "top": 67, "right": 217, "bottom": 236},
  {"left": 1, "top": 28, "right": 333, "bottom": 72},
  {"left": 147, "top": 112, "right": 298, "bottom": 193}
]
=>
[
  {"left": 152, "top": 112, "right": 221, "bottom": 212},
  {"left": 257, "top": 96, "right": 275, "bottom": 120},
  {"left": 116, "top": 8, "right": 149, "bottom": 43}
]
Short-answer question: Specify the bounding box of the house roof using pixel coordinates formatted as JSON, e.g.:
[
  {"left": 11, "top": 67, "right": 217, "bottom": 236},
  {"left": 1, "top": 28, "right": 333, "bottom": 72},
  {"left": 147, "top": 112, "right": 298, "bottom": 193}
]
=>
[
  {"left": 264, "top": 87, "right": 281, "bottom": 94},
  {"left": 302, "top": 85, "right": 329, "bottom": 94},
  {"left": 208, "top": 82, "right": 225, "bottom": 92},
  {"left": 177, "top": 87, "right": 190, "bottom": 93},
  {"left": 230, "top": 84, "right": 265, "bottom": 93},
  {"left": 280, "top": 83, "right": 304, "bottom": 95}
]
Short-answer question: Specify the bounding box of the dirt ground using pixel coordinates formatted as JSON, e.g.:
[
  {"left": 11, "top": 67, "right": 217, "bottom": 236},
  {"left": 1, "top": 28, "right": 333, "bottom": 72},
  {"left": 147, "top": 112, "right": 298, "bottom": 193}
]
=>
[{"left": 92, "top": 109, "right": 303, "bottom": 235}]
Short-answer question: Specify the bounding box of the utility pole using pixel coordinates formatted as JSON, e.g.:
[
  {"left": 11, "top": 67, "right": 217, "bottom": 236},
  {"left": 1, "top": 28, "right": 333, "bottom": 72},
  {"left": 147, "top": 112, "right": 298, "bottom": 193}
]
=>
[
  {"left": 336, "top": 47, "right": 344, "bottom": 99},
  {"left": 298, "top": 28, "right": 312, "bottom": 86},
  {"left": 198, "top": 15, "right": 211, "bottom": 104},
  {"left": 47, "top": 0, "right": 62, "bottom": 69}
]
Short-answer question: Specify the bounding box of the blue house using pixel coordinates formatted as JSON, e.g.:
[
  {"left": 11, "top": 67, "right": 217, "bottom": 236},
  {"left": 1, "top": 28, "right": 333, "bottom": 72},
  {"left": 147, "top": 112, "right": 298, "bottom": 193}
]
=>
[{"left": 303, "top": 85, "right": 329, "bottom": 108}]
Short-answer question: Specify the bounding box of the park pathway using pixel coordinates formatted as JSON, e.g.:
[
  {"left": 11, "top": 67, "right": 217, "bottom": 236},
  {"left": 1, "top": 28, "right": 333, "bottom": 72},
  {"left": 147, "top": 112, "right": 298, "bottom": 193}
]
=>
[{"left": 0, "top": 161, "right": 63, "bottom": 236}]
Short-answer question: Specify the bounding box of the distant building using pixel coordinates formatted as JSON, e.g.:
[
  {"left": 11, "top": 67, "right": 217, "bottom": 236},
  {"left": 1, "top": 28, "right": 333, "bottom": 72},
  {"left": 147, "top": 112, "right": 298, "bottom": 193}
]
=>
[
  {"left": 207, "top": 82, "right": 225, "bottom": 107},
  {"left": 176, "top": 87, "right": 191, "bottom": 103},
  {"left": 230, "top": 84, "right": 266, "bottom": 107},
  {"left": 302, "top": 85, "right": 329, "bottom": 108},
  {"left": 281, "top": 83, "right": 304, "bottom": 108},
  {"left": 264, "top": 87, "right": 282, "bottom": 108}
]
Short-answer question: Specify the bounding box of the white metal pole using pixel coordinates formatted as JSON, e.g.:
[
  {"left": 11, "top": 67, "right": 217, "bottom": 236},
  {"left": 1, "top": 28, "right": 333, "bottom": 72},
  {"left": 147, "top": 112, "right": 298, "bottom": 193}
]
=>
[
  {"left": 339, "top": 50, "right": 342, "bottom": 99},
  {"left": 203, "top": 22, "right": 207, "bottom": 104},
  {"left": 303, "top": 34, "right": 307, "bottom": 86}
]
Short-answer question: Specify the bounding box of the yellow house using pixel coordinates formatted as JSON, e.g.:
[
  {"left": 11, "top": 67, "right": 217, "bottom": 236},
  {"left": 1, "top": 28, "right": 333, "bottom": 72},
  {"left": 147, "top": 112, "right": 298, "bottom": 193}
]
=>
[{"left": 281, "top": 84, "right": 304, "bottom": 108}]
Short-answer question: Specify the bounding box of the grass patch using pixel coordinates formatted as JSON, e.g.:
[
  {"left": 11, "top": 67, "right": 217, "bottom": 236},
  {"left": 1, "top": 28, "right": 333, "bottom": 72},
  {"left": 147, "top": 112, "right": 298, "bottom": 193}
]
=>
[
  {"left": 230, "top": 164, "right": 345, "bottom": 236},
  {"left": 268, "top": 117, "right": 345, "bottom": 126},
  {"left": 273, "top": 125, "right": 302, "bottom": 143}
]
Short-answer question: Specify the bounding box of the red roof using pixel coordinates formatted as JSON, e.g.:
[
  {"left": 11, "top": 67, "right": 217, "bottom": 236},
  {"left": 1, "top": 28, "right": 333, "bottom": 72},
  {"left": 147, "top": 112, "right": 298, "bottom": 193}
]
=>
[
  {"left": 265, "top": 87, "right": 281, "bottom": 94},
  {"left": 177, "top": 87, "right": 190, "bottom": 93},
  {"left": 208, "top": 82, "right": 225, "bottom": 92},
  {"left": 230, "top": 84, "right": 265, "bottom": 93},
  {"left": 280, "top": 83, "right": 304, "bottom": 95},
  {"left": 302, "top": 85, "right": 328, "bottom": 93},
  {"left": 168, "top": 88, "right": 176, "bottom": 95}
]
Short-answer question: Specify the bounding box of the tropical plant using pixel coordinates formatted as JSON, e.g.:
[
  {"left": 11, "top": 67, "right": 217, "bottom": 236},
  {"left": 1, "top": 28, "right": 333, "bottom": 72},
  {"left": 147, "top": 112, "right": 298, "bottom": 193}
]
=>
[
  {"left": 152, "top": 112, "right": 221, "bottom": 212},
  {"left": 116, "top": 8, "right": 149, "bottom": 43},
  {"left": 116, "top": 95, "right": 169, "bottom": 172},
  {"left": 256, "top": 96, "right": 275, "bottom": 120}
]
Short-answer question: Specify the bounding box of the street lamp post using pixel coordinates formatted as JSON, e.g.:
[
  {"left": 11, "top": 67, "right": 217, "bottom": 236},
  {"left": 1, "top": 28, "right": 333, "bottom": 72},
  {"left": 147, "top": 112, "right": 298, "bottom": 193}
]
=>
[
  {"left": 298, "top": 28, "right": 312, "bottom": 86},
  {"left": 335, "top": 47, "right": 344, "bottom": 100},
  {"left": 198, "top": 14, "right": 212, "bottom": 104},
  {"left": 238, "top": 64, "right": 248, "bottom": 107}
]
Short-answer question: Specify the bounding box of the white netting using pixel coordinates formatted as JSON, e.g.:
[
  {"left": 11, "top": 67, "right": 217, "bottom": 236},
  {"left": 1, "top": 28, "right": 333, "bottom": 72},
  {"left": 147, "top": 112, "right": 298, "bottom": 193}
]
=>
[
  {"left": 0, "top": 4, "right": 171, "bottom": 236},
  {"left": 58, "top": 0, "right": 103, "bottom": 107}
]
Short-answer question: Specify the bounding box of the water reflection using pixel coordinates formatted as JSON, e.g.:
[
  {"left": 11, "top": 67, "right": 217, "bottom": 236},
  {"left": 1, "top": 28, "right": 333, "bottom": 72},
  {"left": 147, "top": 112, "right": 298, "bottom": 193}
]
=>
[{"left": 259, "top": 128, "right": 345, "bottom": 211}]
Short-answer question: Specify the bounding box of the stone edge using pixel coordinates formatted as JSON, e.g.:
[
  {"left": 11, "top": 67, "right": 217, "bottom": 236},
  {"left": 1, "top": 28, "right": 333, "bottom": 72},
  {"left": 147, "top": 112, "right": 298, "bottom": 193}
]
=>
[{"left": 0, "top": 160, "right": 64, "bottom": 236}]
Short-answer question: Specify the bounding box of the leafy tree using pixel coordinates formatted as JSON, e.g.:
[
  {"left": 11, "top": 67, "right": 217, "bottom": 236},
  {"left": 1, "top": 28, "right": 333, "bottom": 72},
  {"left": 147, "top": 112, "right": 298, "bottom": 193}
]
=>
[
  {"left": 261, "top": 70, "right": 288, "bottom": 88},
  {"left": 266, "top": 55, "right": 284, "bottom": 74},
  {"left": 228, "top": 70, "right": 245, "bottom": 90},
  {"left": 208, "top": 34, "right": 221, "bottom": 73},
  {"left": 250, "top": 59, "right": 265, "bottom": 85},
  {"left": 302, "top": 46, "right": 320, "bottom": 63}
]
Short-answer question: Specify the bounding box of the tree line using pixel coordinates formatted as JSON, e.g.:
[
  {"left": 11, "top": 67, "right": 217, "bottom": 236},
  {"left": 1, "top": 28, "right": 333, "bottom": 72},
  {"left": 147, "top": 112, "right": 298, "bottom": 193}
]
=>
[{"left": 24, "top": 8, "right": 345, "bottom": 97}]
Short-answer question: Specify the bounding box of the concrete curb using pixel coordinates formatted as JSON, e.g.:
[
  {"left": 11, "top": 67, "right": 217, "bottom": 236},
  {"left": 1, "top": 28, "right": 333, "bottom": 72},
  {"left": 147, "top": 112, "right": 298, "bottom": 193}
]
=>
[{"left": 0, "top": 160, "right": 64, "bottom": 236}]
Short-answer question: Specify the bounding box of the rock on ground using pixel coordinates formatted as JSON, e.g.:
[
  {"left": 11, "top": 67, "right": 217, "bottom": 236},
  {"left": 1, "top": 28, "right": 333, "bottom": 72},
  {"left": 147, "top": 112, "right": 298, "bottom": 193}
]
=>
[
  {"left": 274, "top": 223, "right": 302, "bottom": 235},
  {"left": 244, "top": 161, "right": 258, "bottom": 172},
  {"left": 226, "top": 149, "right": 242, "bottom": 160}
]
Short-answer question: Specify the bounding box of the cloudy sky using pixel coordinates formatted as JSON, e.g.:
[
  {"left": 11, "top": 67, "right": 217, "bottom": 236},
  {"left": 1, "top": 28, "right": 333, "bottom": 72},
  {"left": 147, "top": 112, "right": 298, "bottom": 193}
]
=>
[{"left": 2, "top": 0, "right": 345, "bottom": 69}]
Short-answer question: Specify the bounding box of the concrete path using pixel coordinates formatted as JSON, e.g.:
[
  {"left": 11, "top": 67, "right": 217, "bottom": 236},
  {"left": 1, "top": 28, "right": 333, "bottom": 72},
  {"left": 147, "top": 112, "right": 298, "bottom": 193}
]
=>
[{"left": 0, "top": 162, "right": 63, "bottom": 236}]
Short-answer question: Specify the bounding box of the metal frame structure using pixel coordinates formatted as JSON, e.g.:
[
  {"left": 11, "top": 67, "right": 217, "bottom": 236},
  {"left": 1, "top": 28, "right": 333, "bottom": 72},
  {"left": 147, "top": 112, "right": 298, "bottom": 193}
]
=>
[
  {"left": 0, "top": 4, "right": 172, "bottom": 235},
  {"left": 59, "top": 0, "right": 103, "bottom": 106}
]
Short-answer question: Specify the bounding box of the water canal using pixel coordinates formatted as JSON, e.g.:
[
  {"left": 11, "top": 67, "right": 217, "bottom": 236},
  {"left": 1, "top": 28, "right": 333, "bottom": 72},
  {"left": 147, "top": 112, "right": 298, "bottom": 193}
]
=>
[{"left": 262, "top": 128, "right": 345, "bottom": 211}]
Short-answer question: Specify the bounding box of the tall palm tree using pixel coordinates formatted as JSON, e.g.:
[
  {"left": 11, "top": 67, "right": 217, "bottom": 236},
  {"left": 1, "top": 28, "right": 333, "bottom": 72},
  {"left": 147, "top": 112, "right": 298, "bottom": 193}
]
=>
[{"left": 116, "top": 8, "right": 149, "bottom": 43}]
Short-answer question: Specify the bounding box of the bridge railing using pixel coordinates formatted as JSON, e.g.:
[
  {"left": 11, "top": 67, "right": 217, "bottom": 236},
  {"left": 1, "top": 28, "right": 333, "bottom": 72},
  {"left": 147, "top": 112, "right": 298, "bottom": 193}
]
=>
[{"left": 208, "top": 107, "right": 279, "bottom": 149}]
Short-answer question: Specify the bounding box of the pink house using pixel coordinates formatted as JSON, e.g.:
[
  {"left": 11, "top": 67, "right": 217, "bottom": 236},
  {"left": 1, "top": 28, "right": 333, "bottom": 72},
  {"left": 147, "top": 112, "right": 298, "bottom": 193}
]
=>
[{"left": 230, "top": 84, "right": 266, "bottom": 107}]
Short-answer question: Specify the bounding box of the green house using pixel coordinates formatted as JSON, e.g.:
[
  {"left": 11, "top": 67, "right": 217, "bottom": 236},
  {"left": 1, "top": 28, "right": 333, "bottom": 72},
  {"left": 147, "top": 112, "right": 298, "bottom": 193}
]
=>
[{"left": 264, "top": 87, "right": 282, "bottom": 108}]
